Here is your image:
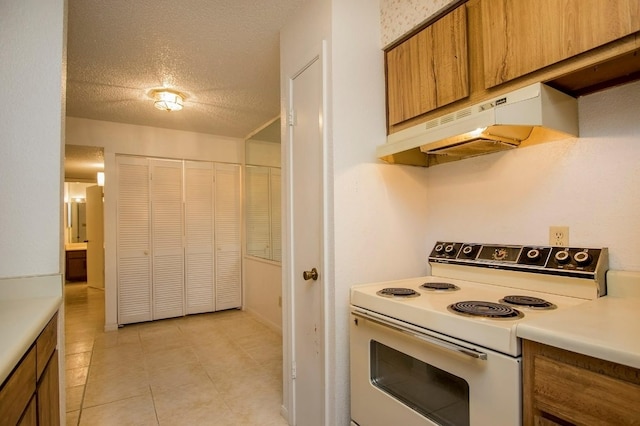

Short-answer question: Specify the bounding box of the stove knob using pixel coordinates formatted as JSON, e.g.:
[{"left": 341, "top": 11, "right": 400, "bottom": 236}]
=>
[
  {"left": 554, "top": 250, "right": 571, "bottom": 264},
  {"left": 444, "top": 244, "right": 456, "bottom": 255},
  {"left": 574, "top": 251, "right": 592, "bottom": 266},
  {"left": 526, "top": 249, "right": 541, "bottom": 261},
  {"left": 434, "top": 243, "right": 445, "bottom": 253},
  {"left": 462, "top": 245, "right": 474, "bottom": 257}
]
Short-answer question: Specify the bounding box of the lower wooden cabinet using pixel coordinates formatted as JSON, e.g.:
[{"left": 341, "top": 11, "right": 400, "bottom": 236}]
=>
[
  {"left": 36, "top": 351, "right": 59, "bottom": 426},
  {"left": 65, "top": 250, "right": 87, "bottom": 282},
  {"left": 523, "top": 339, "right": 640, "bottom": 425},
  {"left": 0, "top": 313, "right": 59, "bottom": 426},
  {"left": 17, "top": 397, "right": 37, "bottom": 426}
]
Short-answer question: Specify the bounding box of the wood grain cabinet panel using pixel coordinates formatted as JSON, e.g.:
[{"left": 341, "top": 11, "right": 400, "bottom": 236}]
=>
[
  {"left": 36, "top": 314, "right": 57, "bottom": 381},
  {"left": 0, "top": 347, "right": 36, "bottom": 426},
  {"left": 482, "top": 0, "right": 640, "bottom": 88},
  {"left": 65, "top": 250, "right": 87, "bottom": 281},
  {"left": 523, "top": 340, "right": 640, "bottom": 426},
  {"left": 36, "top": 351, "right": 59, "bottom": 426},
  {"left": 0, "top": 312, "right": 59, "bottom": 426},
  {"left": 386, "top": 5, "right": 469, "bottom": 126},
  {"left": 17, "top": 396, "right": 36, "bottom": 426}
]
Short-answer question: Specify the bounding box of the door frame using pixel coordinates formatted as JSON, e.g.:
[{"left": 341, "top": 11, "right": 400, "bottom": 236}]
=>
[{"left": 282, "top": 41, "right": 331, "bottom": 425}]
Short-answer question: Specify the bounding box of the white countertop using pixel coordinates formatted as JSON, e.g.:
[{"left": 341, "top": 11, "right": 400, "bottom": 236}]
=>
[
  {"left": 517, "top": 270, "right": 640, "bottom": 370},
  {"left": 65, "top": 242, "right": 87, "bottom": 251},
  {"left": 0, "top": 275, "right": 62, "bottom": 384},
  {"left": 0, "top": 297, "right": 61, "bottom": 383}
]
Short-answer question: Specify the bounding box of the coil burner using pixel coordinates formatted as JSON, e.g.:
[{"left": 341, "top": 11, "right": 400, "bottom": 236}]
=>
[
  {"left": 376, "top": 288, "right": 420, "bottom": 298},
  {"left": 420, "top": 282, "right": 460, "bottom": 291},
  {"left": 447, "top": 301, "right": 524, "bottom": 319},
  {"left": 499, "top": 295, "right": 557, "bottom": 310}
]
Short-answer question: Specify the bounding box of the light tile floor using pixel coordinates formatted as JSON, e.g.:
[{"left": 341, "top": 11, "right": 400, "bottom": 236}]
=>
[{"left": 64, "top": 283, "right": 286, "bottom": 425}]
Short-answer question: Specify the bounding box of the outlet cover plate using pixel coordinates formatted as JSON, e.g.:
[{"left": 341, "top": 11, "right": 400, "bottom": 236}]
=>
[{"left": 549, "top": 226, "right": 569, "bottom": 246}]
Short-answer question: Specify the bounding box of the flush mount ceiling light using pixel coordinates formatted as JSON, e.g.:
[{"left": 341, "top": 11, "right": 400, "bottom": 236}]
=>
[{"left": 151, "top": 89, "right": 184, "bottom": 112}]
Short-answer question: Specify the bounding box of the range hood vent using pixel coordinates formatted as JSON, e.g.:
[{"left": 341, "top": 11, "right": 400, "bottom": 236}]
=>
[{"left": 378, "top": 83, "right": 578, "bottom": 167}]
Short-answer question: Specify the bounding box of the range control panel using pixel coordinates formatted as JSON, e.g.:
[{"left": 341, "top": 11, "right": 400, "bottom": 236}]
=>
[{"left": 429, "top": 241, "right": 607, "bottom": 275}]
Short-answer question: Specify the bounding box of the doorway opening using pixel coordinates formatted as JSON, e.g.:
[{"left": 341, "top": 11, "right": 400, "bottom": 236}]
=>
[{"left": 63, "top": 145, "right": 105, "bottom": 291}]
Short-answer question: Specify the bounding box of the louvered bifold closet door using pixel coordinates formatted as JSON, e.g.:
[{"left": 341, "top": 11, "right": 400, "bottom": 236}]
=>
[
  {"left": 270, "top": 168, "right": 282, "bottom": 262},
  {"left": 184, "top": 161, "right": 215, "bottom": 314},
  {"left": 150, "top": 159, "right": 185, "bottom": 320},
  {"left": 117, "top": 156, "right": 152, "bottom": 324},
  {"left": 214, "top": 163, "right": 242, "bottom": 310},
  {"left": 246, "top": 166, "right": 271, "bottom": 259}
]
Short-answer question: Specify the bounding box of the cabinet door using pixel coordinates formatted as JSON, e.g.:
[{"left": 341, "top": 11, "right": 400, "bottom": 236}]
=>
[
  {"left": 482, "top": 0, "right": 640, "bottom": 88},
  {"left": 150, "top": 159, "right": 185, "bottom": 320},
  {"left": 214, "top": 163, "right": 242, "bottom": 310},
  {"left": 117, "top": 156, "right": 152, "bottom": 324},
  {"left": 17, "top": 396, "right": 36, "bottom": 426},
  {"left": 387, "top": 5, "right": 469, "bottom": 126},
  {"left": 184, "top": 161, "right": 215, "bottom": 315},
  {"left": 36, "top": 351, "right": 59, "bottom": 426}
]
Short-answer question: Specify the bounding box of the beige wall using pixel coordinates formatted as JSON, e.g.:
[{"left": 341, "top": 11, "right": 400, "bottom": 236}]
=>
[
  {"left": 243, "top": 258, "right": 282, "bottom": 331},
  {"left": 66, "top": 117, "right": 244, "bottom": 330},
  {"left": 423, "top": 80, "right": 640, "bottom": 272},
  {"left": 380, "top": 0, "right": 457, "bottom": 47},
  {"left": 0, "top": 0, "right": 66, "bottom": 278}
]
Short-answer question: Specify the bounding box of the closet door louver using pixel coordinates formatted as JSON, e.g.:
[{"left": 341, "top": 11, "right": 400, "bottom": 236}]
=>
[
  {"left": 246, "top": 166, "right": 271, "bottom": 259},
  {"left": 150, "top": 159, "right": 184, "bottom": 320},
  {"left": 214, "top": 163, "right": 242, "bottom": 310},
  {"left": 270, "top": 168, "right": 282, "bottom": 262},
  {"left": 184, "top": 161, "right": 215, "bottom": 314},
  {"left": 117, "top": 156, "right": 152, "bottom": 324}
]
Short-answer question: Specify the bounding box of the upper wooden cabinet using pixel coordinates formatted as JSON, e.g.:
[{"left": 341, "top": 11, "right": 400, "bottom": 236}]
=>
[
  {"left": 482, "top": 0, "right": 640, "bottom": 88},
  {"left": 386, "top": 5, "right": 469, "bottom": 126}
]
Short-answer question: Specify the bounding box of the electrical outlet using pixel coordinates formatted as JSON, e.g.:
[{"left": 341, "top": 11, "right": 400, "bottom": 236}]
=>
[{"left": 549, "top": 226, "right": 569, "bottom": 247}]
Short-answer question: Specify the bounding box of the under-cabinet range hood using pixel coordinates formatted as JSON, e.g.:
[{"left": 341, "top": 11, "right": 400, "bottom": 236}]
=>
[{"left": 378, "top": 83, "right": 579, "bottom": 167}]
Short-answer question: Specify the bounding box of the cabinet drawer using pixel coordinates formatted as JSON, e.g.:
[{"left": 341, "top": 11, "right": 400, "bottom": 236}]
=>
[
  {"left": 36, "top": 313, "right": 57, "bottom": 381},
  {"left": 533, "top": 354, "right": 640, "bottom": 424},
  {"left": 66, "top": 250, "right": 86, "bottom": 259},
  {"left": 0, "top": 346, "right": 36, "bottom": 426}
]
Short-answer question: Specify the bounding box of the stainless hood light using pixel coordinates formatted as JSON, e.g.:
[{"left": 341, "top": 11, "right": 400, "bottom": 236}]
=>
[{"left": 377, "top": 83, "right": 579, "bottom": 167}]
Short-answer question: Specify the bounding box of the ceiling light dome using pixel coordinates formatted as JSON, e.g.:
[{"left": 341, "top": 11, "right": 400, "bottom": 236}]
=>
[{"left": 151, "top": 89, "right": 184, "bottom": 112}]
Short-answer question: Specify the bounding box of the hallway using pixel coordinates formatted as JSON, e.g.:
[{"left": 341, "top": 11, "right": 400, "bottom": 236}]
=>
[{"left": 64, "top": 283, "right": 285, "bottom": 425}]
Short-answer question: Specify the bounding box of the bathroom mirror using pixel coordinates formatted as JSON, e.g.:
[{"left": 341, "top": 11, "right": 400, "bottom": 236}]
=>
[
  {"left": 64, "top": 181, "right": 94, "bottom": 245},
  {"left": 245, "top": 117, "right": 281, "bottom": 262},
  {"left": 67, "top": 201, "right": 87, "bottom": 243}
]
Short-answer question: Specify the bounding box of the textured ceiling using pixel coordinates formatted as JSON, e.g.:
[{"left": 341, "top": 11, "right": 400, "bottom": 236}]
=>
[
  {"left": 65, "top": 0, "right": 304, "bottom": 180},
  {"left": 65, "top": 145, "right": 104, "bottom": 181},
  {"left": 66, "top": 0, "right": 305, "bottom": 136}
]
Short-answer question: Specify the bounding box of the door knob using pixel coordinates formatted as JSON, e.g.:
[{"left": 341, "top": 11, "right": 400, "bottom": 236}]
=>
[{"left": 303, "top": 268, "right": 319, "bottom": 281}]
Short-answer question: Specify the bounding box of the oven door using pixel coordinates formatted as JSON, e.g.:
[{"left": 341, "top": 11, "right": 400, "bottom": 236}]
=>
[{"left": 350, "top": 308, "right": 521, "bottom": 426}]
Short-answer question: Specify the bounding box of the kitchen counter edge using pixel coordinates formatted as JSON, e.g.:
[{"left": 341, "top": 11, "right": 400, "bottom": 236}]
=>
[
  {"left": 516, "top": 295, "right": 640, "bottom": 370},
  {"left": 0, "top": 274, "right": 63, "bottom": 384}
]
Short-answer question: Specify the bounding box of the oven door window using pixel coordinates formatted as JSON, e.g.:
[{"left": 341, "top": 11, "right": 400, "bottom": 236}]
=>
[{"left": 370, "top": 341, "right": 470, "bottom": 426}]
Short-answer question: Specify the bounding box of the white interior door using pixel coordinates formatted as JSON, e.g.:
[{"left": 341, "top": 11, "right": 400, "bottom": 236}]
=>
[
  {"left": 184, "top": 160, "right": 215, "bottom": 314},
  {"left": 150, "top": 159, "right": 185, "bottom": 320},
  {"left": 116, "top": 156, "right": 152, "bottom": 324},
  {"left": 214, "top": 163, "right": 242, "bottom": 310},
  {"left": 86, "top": 185, "right": 104, "bottom": 289},
  {"left": 290, "top": 55, "right": 325, "bottom": 426}
]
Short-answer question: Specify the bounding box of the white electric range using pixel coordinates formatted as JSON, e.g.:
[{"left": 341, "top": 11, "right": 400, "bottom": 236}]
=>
[{"left": 350, "top": 242, "right": 608, "bottom": 426}]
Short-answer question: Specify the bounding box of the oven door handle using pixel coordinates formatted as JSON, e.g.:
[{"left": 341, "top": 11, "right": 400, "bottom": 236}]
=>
[{"left": 352, "top": 309, "right": 488, "bottom": 361}]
